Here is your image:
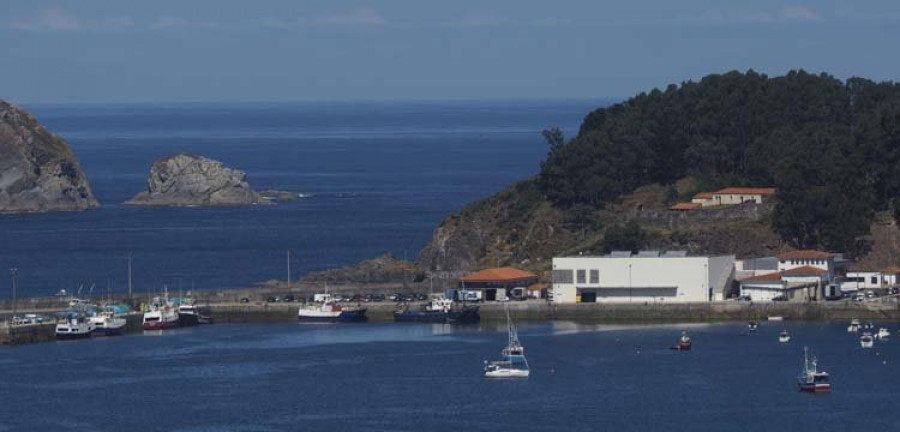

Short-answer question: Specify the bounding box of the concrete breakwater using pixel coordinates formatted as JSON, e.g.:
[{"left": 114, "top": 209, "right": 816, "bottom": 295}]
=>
[
  {"left": 207, "top": 300, "right": 900, "bottom": 324},
  {"left": 0, "top": 313, "right": 143, "bottom": 346}
]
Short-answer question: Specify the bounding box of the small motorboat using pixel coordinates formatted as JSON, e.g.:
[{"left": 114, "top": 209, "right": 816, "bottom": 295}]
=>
[
  {"left": 779, "top": 330, "right": 791, "bottom": 343},
  {"left": 748, "top": 321, "right": 759, "bottom": 332},
  {"left": 860, "top": 332, "right": 875, "bottom": 348},
  {"left": 670, "top": 331, "right": 691, "bottom": 350},
  {"left": 797, "top": 347, "right": 831, "bottom": 393},
  {"left": 877, "top": 328, "right": 890, "bottom": 340},
  {"left": 848, "top": 319, "right": 860, "bottom": 333}
]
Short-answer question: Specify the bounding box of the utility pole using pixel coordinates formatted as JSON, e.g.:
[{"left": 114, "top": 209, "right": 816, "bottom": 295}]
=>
[
  {"left": 127, "top": 252, "right": 133, "bottom": 300},
  {"left": 10, "top": 268, "right": 18, "bottom": 319},
  {"left": 286, "top": 250, "right": 292, "bottom": 290}
]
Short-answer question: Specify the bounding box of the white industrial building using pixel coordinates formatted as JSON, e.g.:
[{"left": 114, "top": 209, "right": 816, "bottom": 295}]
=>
[
  {"left": 842, "top": 266, "right": 900, "bottom": 292},
  {"left": 551, "top": 251, "right": 735, "bottom": 303}
]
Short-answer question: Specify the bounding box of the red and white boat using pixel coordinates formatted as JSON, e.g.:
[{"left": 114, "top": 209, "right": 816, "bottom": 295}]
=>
[
  {"left": 797, "top": 347, "right": 831, "bottom": 393},
  {"left": 671, "top": 331, "right": 691, "bottom": 350},
  {"left": 143, "top": 290, "right": 180, "bottom": 330}
]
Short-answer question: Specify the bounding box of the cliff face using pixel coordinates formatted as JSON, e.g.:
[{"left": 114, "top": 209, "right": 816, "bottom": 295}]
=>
[
  {"left": 125, "top": 154, "right": 266, "bottom": 206},
  {"left": 0, "top": 100, "right": 99, "bottom": 213},
  {"left": 418, "top": 180, "right": 574, "bottom": 275}
]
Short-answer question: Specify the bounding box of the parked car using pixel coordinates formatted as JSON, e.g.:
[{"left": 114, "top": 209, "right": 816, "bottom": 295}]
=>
[
  {"left": 282, "top": 295, "right": 294, "bottom": 303},
  {"left": 737, "top": 295, "right": 752, "bottom": 302},
  {"left": 240, "top": 297, "right": 250, "bottom": 303},
  {"left": 865, "top": 290, "right": 876, "bottom": 298},
  {"left": 266, "top": 296, "right": 278, "bottom": 303},
  {"left": 350, "top": 294, "right": 363, "bottom": 302},
  {"left": 854, "top": 294, "right": 865, "bottom": 302},
  {"left": 772, "top": 295, "right": 787, "bottom": 302},
  {"left": 416, "top": 293, "right": 428, "bottom": 301},
  {"left": 372, "top": 294, "right": 385, "bottom": 302}
]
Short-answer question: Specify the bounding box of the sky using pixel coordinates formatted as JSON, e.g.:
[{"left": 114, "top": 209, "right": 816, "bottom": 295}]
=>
[{"left": 1, "top": 0, "right": 899, "bottom": 103}]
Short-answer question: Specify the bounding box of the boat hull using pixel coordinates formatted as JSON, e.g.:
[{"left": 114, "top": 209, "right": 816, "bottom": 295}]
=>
[
  {"left": 447, "top": 306, "right": 480, "bottom": 324},
  {"left": 178, "top": 313, "right": 200, "bottom": 327},
  {"left": 298, "top": 309, "right": 367, "bottom": 323},
  {"left": 56, "top": 331, "right": 93, "bottom": 340},
  {"left": 798, "top": 382, "right": 831, "bottom": 393},
  {"left": 142, "top": 320, "right": 180, "bottom": 330},
  {"left": 393, "top": 310, "right": 446, "bottom": 323},
  {"left": 485, "top": 369, "right": 530, "bottom": 378},
  {"left": 93, "top": 325, "right": 125, "bottom": 336}
]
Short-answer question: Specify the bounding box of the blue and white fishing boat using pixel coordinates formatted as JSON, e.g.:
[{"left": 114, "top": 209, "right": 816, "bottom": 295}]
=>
[
  {"left": 90, "top": 310, "right": 126, "bottom": 336},
  {"left": 298, "top": 297, "right": 366, "bottom": 323}
]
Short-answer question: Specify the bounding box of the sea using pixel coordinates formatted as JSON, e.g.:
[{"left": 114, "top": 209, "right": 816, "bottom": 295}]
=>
[
  {"left": 0, "top": 100, "right": 600, "bottom": 298},
  {"left": 1, "top": 321, "right": 896, "bottom": 431}
]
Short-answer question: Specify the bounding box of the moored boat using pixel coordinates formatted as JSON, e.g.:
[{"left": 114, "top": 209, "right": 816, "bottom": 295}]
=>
[
  {"left": 393, "top": 297, "right": 480, "bottom": 324},
  {"left": 797, "top": 347, "right": 831, "bottom": 393},
  {"left": 748, "top": 321, "right": 759, "bottom": 332},
  {"left": 56, "top": 314, "right": 94, "bottom": 340},
  {"left": 177, "top": 300, "right": 212, "bottom": 326},
  {"left": 877, "top": 327, "right": 890, "bottom": 340},
  {"left": 779, "top": 330, "right": 791, "bottom": 343},
  {"left": 298, "top": 299, "right": 367, "bottom": 323},
  {"left": 143, "top": 292, "right": 180, "bottom": 330},
  {"left": 860, "top": 332, "right": 874, "bottom": 348},
  {"left": 847, "top": 319, "right": 860, "bottom": 333},
  {"left": 90, "top": 310, "right": 126, "bottom": 336},
  {"left": 671, "top": 331, "right": 691, "bottom": 350},
  {"left": 484, "top": 306, "right": 529, "bottom": 378}
]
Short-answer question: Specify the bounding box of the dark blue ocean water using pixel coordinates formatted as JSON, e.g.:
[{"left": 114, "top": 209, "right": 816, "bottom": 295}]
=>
[
  {"left": 0, "top": 100, "right": 600, "bottom": 298},
  {"left": 0, "top": 321, "right": 896, "bottom": 431}
]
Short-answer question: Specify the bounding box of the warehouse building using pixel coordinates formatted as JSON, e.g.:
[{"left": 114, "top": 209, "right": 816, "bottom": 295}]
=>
[
  {"left": 551, "top": 251, "right": 735, "bottom": 303},
  {"left": 459, "top": 267, "right": 539, "bottom": 301}
]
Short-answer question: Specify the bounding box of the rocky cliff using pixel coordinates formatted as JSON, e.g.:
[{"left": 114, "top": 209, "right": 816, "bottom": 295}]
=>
[
  {"left": 125, "top": 154, "right": 266, "bottom": 206},
  {"left": 0, "top": 100, "right": 99, "bottom": 213}
]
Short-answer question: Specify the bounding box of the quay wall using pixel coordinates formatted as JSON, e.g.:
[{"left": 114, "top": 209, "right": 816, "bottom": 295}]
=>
[{"left": 207, "top": 300, "right": 900, "bottom": 324}]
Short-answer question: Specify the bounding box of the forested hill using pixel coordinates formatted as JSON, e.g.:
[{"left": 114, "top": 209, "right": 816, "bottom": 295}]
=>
[
  {"left": 419, "top": 70, "right": 900, "bottom": 276},
  {"left": 539, "top": 70, "right": 900, "bottom": 255}
]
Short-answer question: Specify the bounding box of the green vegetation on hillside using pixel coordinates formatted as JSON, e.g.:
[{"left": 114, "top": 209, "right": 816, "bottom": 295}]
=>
[{"left": 539, "top": 70, "right": 900, "bottom": 256}]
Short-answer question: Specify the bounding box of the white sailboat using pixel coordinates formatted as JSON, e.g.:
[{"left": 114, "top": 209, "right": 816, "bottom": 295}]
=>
[{"left": 484, "top": 306, "right": 530, "bottom": 378}]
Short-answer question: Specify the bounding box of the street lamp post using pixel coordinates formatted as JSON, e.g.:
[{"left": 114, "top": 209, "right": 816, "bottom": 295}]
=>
[
  {"left": 10, "top": 268, "right": 18, "bottom": 320},
  {"left": 628, "top": 263, "right": 632, "bottom": 303}
]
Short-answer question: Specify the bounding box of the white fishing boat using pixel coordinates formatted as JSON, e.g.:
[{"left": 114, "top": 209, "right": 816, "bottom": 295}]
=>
[
  {"left": 90, "top": 310, "right": 126, "bottom": 336},
  {"left": 779, "top": 330, "right": 791, "bottom": 343},
  {"left": 484, "top": 307, "right": 530, "bottom": 378},
  {"left": 877, "top": 328, "right": 890, "bottom": 339},
  {"left": 56, "top": 314, "right": 94, "bottom": 340},
  {"left": 847, "top": 319, "right": 860, "bottom": 333},
  {"left": 860, "top": 332, "right": 875, "bottom": 348}
]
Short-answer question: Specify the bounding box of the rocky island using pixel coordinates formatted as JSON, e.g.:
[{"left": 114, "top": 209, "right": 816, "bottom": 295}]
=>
[
  {"left": 0, "top": 100, "right": 99, "bottom": 213},
  {"left": 125, "top": 153, "right": 268, "bottom": 207}
]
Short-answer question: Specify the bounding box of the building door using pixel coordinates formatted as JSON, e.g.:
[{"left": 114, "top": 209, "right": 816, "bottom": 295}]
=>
[
  {"left": 580, "top": 290, "right": 597, "bottom": 303},
  {"left": 485, "top": 289, "right": 497, "bottom": 301}
]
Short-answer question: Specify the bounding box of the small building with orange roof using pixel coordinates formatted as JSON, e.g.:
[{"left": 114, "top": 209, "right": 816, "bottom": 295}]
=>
[
  {"left": 459, "top": 267, "right": 538, "bottom": 301},
  {"left": 669, "top": 202, "right": 700, "bottom": 211},
  {"left": 710, "top": 187, "right": 776, "bottom": 206}
]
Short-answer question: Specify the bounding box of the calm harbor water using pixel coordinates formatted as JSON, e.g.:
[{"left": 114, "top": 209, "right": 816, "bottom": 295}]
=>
[
  {"left": 1, "top": 321, "right": 897, "bottom": 431},
  {"left": 0, "top": 100, "right": 601, "bottom": 298}
]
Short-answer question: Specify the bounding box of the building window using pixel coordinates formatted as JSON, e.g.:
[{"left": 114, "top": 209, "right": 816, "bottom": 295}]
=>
[
  {"left": 871, "top": 276, "right": 878, "bottom": 285},
  {"left": 576, "top": 270, "right": 586, "bottom": 284},
  {"left": 589, "top": 269, "right": 599, "bottom": 284},
  {"left": 552, "top": 269, "right": 573, "bottom": 284}
]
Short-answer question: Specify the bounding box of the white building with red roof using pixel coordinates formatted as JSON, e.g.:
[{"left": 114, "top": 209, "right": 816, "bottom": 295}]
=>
[{"left": 738, "top": 250, "right": 836, "bottom": 301}]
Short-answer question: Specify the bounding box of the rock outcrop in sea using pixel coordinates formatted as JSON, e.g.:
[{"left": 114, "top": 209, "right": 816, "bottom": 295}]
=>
[
  {"left": 0, "top": 100, "right": 100, "bottom": 213},
  {"left": 125, "top": 154, "right": 266, "bottom": 207}
]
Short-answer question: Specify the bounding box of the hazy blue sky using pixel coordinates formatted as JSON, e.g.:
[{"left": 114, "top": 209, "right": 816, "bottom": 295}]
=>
[{"left": 2, "top": 1, "right": 898, "bottom": 103}]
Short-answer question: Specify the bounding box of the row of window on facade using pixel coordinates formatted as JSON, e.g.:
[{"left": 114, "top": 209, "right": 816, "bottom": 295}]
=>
[
  {"left": 552, "top": 269, "right": 599, "bottom": 284},
  {"left": 781, "top": 259, "right": 826, "bottom": 266}
]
